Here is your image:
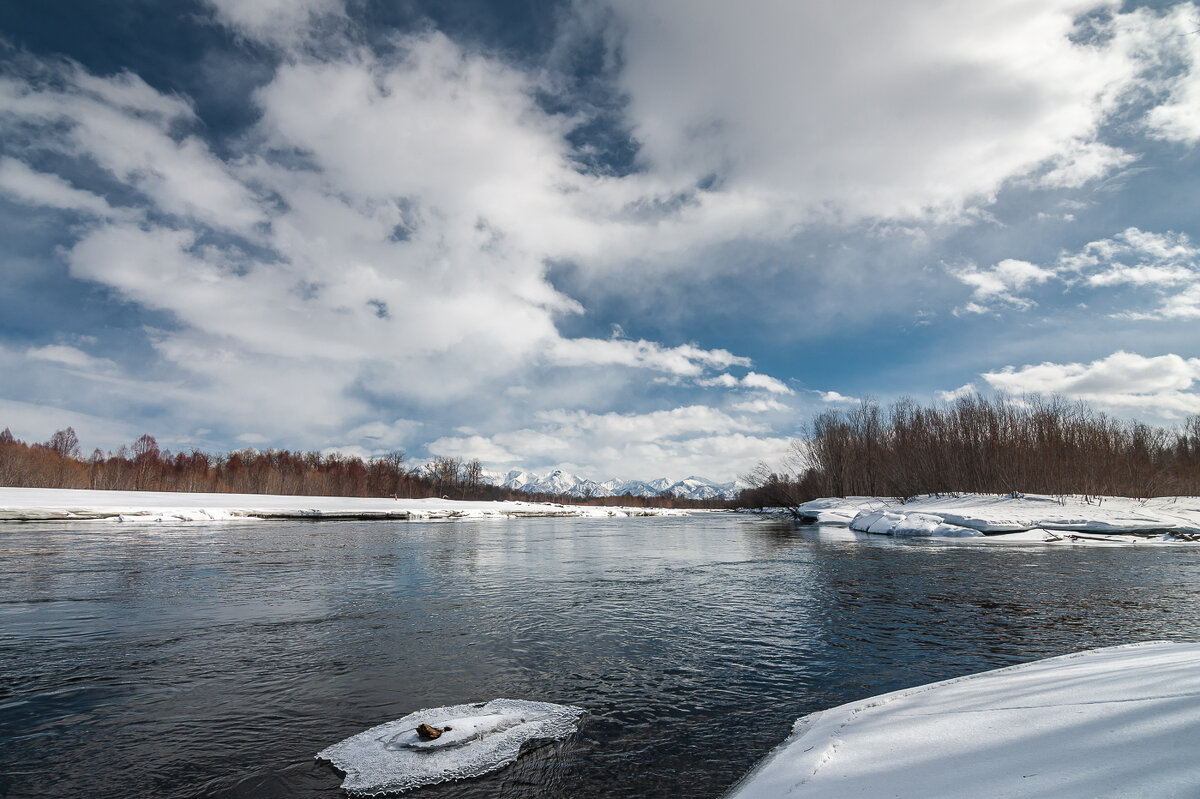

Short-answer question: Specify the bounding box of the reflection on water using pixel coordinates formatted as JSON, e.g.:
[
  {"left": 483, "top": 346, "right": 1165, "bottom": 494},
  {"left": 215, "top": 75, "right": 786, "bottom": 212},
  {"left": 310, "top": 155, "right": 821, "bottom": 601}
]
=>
[{"left": 2, "top": 515, "right": 1199, "bottom": 798}]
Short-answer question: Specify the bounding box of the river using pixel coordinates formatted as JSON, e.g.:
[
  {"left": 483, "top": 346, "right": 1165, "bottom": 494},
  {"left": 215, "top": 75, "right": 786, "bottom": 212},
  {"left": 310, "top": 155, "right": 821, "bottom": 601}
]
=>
[{"left": 2, "top": 515, "right": 1199, "bottom": 798}]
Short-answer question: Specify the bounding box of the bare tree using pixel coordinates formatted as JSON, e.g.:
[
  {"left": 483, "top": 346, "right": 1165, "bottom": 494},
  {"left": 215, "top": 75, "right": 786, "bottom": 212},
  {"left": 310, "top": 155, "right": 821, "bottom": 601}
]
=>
[{"left": 47, "top": 427, "right": 80, "bottom": 459}]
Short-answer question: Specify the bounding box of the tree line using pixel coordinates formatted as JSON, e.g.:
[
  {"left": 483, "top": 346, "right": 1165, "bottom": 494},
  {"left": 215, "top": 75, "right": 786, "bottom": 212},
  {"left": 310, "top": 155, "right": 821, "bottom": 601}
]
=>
[
  {"left": 740, "top": 394, "right": 1200, "bottom": 508},
  {"left": 0, "top": 426, "right": 728, "bottom": 508}
]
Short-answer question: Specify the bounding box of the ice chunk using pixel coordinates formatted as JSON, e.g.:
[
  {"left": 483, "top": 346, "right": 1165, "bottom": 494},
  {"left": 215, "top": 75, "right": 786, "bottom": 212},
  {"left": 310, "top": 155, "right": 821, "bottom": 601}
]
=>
[{"left": 316, "top": 698, "right": 584, "bottom": 795}]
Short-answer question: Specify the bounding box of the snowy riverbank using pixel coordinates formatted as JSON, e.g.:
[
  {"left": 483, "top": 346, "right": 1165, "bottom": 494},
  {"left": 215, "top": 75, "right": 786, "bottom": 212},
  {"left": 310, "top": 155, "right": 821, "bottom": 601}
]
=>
[
  {"left": 0, "top": 487, "right": 693, "bottom": 522},
  {"left": 727, "top": 641, "right": 1200, "bottom": 798},
  {"left": 794, "top": 493, "right": 1200, "bottom": 543}
]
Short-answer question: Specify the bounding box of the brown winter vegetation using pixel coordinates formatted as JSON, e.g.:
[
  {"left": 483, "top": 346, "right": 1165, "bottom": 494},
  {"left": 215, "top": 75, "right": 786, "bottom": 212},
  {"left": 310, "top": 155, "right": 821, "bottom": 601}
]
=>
[
  {"left": 738, "top": 394, "right": 1200, "bottom": 509},
  {"left": 0, "top": 427, "right": 728, "bottom": 509}
]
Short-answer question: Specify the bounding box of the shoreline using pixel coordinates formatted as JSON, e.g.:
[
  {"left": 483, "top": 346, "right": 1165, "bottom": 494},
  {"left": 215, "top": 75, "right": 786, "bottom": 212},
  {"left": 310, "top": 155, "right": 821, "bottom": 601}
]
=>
[
  {"left": 0, "top": 486, "right": 695, "bottom": 522},
  {"left": 793, "top": 493, "right": 1200, "bottom": 544}
]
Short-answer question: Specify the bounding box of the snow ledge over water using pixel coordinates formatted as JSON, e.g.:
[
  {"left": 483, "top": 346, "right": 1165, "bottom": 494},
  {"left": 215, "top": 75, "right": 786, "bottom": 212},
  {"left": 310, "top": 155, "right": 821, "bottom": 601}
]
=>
[
  {"left": 727, "top": 641, "right": 1200, "bottom": 799},
  {"left": 795, "top": 493, "right": 1200, "bottom": 544}
]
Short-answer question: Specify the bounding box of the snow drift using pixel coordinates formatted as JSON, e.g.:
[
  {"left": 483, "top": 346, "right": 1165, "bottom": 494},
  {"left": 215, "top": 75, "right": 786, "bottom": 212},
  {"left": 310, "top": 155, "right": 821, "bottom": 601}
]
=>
[
  {"left": 794, "top": 493, "right": 1200, "bottom": 543},
  {"left": 0, "top": 487, "right": 694, "bottom": 522},
  {"left": 726, "top": 641, "right": 1200, "bottom": 799}
]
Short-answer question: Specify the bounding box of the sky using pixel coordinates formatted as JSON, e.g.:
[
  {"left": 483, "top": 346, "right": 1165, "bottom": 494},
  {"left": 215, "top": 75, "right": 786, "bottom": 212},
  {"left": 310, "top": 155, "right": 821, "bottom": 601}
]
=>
[{"left": 2, "top": 0, "right": 1200, "bottom": 483}]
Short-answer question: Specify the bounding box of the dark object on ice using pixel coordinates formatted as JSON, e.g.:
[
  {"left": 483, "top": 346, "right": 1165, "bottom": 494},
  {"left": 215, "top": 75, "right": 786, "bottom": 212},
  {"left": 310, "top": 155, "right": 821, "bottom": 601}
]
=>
[{"left": 317, "top": 698, "right": 585, "bottom": 794}]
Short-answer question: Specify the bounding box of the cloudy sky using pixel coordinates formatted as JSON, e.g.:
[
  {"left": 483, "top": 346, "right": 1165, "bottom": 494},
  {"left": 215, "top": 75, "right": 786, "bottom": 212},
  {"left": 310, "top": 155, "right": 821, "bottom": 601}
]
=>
[{"left": 2, "top": 0, "right": 1199, "bottom": 482}]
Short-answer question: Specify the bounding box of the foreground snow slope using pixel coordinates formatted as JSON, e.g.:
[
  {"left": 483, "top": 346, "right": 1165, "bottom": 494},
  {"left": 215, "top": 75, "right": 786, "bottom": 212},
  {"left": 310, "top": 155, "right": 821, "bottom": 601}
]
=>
[
  {"left": 727, "top": 641, "right": 1200, "bottom": 799},
  {"left": 795, "top": 493, "right": 1200, "bottom": 542},
  {"left": 0, "top": 487, "right": 691, "bottom": 522}
]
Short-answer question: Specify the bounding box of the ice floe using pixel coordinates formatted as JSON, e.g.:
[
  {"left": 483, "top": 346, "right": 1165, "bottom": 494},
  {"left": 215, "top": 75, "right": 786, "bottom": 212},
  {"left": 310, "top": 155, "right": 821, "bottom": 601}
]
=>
[
  {"left": 317, "top": 699, "right": 584, "bottom": 795},
  {"left": 0, "top": 487, "right": 694, "bottom": 522},
  {"left": 726, "top": 641, "right": 1200, "bottom": 798},
  {"left": 794, "top": 493, "right": 1200, "bottom": 543}
]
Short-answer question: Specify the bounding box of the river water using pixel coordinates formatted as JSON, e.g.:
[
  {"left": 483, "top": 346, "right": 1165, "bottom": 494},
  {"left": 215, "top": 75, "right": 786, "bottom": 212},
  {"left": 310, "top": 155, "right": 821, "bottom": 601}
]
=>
[{"left": 2, "top": 514, "right": 1199, "bottom": 798}]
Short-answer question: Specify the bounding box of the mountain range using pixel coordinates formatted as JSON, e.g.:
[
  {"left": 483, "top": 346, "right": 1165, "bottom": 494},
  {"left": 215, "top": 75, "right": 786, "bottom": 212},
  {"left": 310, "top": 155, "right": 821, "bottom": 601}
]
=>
[{"left": 493, "top": 469, "right": 741, "bottom": 500}]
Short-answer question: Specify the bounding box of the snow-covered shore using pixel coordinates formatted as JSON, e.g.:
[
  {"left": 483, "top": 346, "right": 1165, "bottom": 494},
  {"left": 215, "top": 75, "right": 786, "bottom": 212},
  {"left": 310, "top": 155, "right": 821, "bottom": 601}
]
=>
[
  {"left": 0, "top": 487, "right": 693, "bottom": 522},
  {"left": 794, "top": 493, "right": 1200, "bottom": 543},
  {"left": 727, "top": 641, "right": 1200, "bottom": 799}
]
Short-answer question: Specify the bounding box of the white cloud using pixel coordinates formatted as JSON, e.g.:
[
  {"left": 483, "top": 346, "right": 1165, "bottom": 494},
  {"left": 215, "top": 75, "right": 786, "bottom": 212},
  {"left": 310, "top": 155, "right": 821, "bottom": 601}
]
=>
[
  {"left": 26, "top": 344, "right": 117, "bottom": 372},
  {"left": 0, "top": 397, "right": 140, "bottom": 451},
  {"left": 5, "top": 2, "right": 1200, "bottom": 477},
  {"left": 0, "top": 158, "right": 115, "bottom": 216},
  {"left": 953, "top": 258, "right": 1055, "bottom": 312},
  {"left": 731, "top": 398, "right": 790, "bottom": 413},
  {"left": 426, "top": 434, "right": 518, "bottom": 463},
  {"left": 938, "top": 383, "right": 978, "bottom": 402},
  {"left": 956, "top": 301, "right": 991, "bottom": 316},
  {"left": 697, "top": 373, "right": 740, "bottom": 389},
  {"left": 742, "top": 371, "right": 792, "bottom": 394},
  {"left": 431, "top": 404, "right": 790, "bottom": 481},
  {"left": 1034, "top": 141, "right": 1138, "bottom": 189},
  {"left": 0, "top": 65, "right": 262, "bottom": 234},
  {"left": 204, "top": 0, "right": 346, "bottom": 48},
  {"left": 1133, "top": 284, "right": 1200, "bottom": 321},
  {"left": 605, "top": 0, "right": 1158, "bottom": 225},
  {"left": 344, "top": 419, "right": 422, "bottom": 450},
  {"left": 550, "top": 338, "right": 749, "bottom": 376},
  {"left": 982, "top": 351, "right": 1200, "bottom": 418},
  {"left": 697, "top": 370, "right": 791, "bottom": 393},
  {"left": 537, "top": 405, "right": 765, "bottom": 439},
  {"left": 1141, "top": 4, "right": 1200, "bottom": 144},
  {"left": 1057, "top": 227, "right": 1200, "bottom": 318},
  {"left": 1061, "top": 227, "right": 1199, "bottom": 274},
  {"left": 819, "top": 391, "right": 858, "bottom": 404},
  {"left": 0, "top": 40, "right": 770, "bottom": 452}
]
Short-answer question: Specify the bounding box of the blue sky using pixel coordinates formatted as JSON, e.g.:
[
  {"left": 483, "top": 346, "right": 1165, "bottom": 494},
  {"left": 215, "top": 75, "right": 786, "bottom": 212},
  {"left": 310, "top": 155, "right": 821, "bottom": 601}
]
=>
[{"left": 2, "top": 0, "right": 1200, "bottom": 482}]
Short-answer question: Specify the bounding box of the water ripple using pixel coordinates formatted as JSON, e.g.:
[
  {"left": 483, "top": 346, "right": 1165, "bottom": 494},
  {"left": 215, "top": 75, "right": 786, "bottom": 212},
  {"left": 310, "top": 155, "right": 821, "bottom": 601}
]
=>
[{"left": 2, "top": 517, "right": 1199, "bottom": 798}]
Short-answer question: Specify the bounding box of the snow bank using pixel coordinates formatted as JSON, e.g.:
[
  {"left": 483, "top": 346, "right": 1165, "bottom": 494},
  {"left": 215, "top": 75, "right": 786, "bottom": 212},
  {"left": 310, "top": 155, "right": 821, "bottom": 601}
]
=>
[
  {"left": 727, "top": 641, "right": 1200, "bottom": 799},
  {"left": 792, "top": 496, "right": 888, "bottom": 525},
  {"left": 0, "top": 487, "right": 693, "bottom": 522},
  {"left": 317, "top": 698, "right": 583, "bottom": 795},
  {"left": 793, "top": 493, "right": 1200, "bottom": 543}
]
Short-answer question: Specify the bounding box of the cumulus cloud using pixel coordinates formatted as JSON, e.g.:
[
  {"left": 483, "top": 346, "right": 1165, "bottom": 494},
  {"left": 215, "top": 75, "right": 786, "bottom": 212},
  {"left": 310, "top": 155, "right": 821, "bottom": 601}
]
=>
[
  {"left": 204, "top": 0, "right": 346, "bottom": 48},
  {"left": 1058, "top": 227, "right": 1200, "bottom": 318},
  {"left": 982, "top": 351, "right": 1200, "bottom": 418},
  {"left": 604, "top": 0, "right": 1162, "bottom": 225},
  {"left": 742, "top": 371, "right": 792, "bottom": 394},
  {"left": 0, "top": 37, "right": 766, "bottom": 450},
  {"left": 0, "top": 397, "right": 140, "bottom": 450},
  {"left": 0, "top": 64, "right": 262, "bottom": 234},
  {"left": 4, "top": 1, "right": 1200, "bottom": 476},
  {"left": 430, "top": 405, "right": 790, "bottom": 481},
  {"left": 1033, "top": 141, "right": 1139, "bottom": 189},
  {"left": 731, "top": 398, "right": 790, "bottom": 413},
  {"left": 938, "top": 383, "right": 979, "bottom": 402},
  {"left": 819, "top": 391, "right": 858, "bottom": 404},
  {"left": 1142, "top": 3, "right": 1200, "bottom": 144},
  {"left": 0, "top": 158, "right": 115, "bottom": 217},
  {"left": 550, "top": 338, "right": 749, "bottom": 376},
  {"left": 698, "top": 370, "right": 791, "bottom": 393},
  {"left": 953, "top": 258, "right": 1056, "bottom": 313}
]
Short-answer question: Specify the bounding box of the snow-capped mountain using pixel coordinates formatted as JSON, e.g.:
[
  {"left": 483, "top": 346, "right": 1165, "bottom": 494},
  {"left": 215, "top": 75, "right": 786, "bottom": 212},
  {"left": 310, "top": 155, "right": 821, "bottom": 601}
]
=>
[{"left": 494, "top": 469, "right": 739, "bottom": 500}]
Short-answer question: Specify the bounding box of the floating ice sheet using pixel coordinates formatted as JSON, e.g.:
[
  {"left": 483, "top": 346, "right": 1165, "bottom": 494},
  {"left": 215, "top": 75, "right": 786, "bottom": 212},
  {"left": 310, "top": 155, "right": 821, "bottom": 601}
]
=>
[{"left": 316, "top": 698, "right": 584, "bottom": 795}]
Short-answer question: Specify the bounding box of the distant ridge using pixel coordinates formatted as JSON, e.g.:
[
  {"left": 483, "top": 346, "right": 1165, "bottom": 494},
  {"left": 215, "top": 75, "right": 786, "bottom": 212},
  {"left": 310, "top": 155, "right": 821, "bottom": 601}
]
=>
[{"left": 492, "top": 469, "right": 741, "bottom": 500}]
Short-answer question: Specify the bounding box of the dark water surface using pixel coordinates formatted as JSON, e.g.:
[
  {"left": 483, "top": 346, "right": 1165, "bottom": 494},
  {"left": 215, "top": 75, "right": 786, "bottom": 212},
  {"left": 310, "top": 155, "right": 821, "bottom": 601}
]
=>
[{"left": 3, "top": 515, "right": 1200, "bottom": 798}]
